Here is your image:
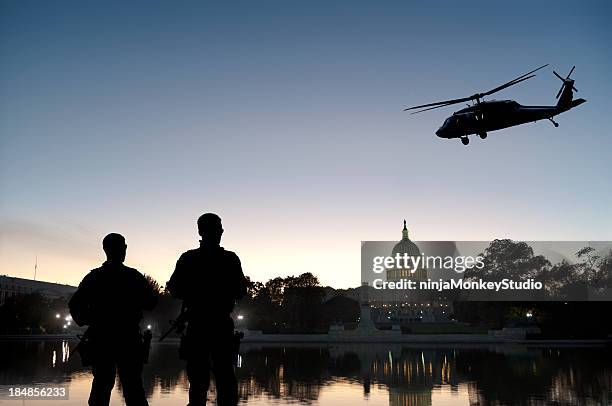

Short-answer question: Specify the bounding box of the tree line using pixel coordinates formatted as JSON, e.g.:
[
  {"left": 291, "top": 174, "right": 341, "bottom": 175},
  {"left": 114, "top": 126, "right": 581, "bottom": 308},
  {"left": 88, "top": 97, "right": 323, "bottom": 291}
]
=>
[
  {"left": 1, "top": 239, "right": 610, "bottom": 337},
  {"left": 456, "top": 239, "right": 612, "bottom": 337}
]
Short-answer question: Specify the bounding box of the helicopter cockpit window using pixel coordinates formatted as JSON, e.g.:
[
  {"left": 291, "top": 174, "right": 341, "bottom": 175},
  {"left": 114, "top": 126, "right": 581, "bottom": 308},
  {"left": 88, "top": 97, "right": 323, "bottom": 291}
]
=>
[{"left": 444, "top": 117, "right": 456, "bottom": 126}]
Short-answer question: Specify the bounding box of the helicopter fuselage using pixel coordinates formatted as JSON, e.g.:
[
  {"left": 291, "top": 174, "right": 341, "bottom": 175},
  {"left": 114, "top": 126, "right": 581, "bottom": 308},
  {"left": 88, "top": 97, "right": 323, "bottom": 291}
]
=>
[
  {"left": 406, "top": 65, "right": 586, "bottom": 145},
  {"left": 435, "top": 98, "right": 586, "bottom": 139}
]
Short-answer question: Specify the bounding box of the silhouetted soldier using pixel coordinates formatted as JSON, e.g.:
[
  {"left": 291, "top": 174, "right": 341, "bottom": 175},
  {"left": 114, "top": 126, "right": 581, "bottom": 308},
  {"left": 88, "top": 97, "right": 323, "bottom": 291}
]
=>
[
  {"left": 69, "top": 233, "right": 158, "bottom": 406},
  {"left": 167, "top": 213, "right": 247, "bottom": 406}
]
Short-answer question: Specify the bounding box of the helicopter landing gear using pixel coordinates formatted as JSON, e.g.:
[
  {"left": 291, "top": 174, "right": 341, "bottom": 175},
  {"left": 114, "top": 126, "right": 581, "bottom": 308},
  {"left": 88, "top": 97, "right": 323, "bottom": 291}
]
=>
[
  {"left": 478, "top": 132, "right": 487, "bottom": 139},
  {"left": 461, "top": 136, "right": 469, "bottom": 145},
  {"left": 549, "top": 117, "right": 559, "bottom": 127}
]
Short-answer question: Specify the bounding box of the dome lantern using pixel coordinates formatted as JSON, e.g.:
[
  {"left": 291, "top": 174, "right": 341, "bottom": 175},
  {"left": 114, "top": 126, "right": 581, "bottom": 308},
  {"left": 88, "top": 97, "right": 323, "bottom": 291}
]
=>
[
  {"left": 392, "top": 220, "right": 420, "bottom": 257},
  {"left": 402, "top": 219, "right": 409, "bottom": 240}
]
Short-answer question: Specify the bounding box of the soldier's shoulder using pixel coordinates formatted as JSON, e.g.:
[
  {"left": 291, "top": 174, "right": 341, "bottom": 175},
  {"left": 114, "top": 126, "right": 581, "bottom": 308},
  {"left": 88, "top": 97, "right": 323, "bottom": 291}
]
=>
[
  {"left": 83, "top": 266, "right": 104, "bottom": 280},
  {"left": 89, "top": 266, "right": 104, "bottom": 274},
  {"left": 221, "top": 248, "right": 241, "bottom": 262},
  {"left": 122, "top": 265, "right": 146, "bottom": 280},
  {"left": 221, "top": 247, "right": 237, "bottom": 256},
  {"left": 179, "top": 248, "right": 200, "bottom": 260}
]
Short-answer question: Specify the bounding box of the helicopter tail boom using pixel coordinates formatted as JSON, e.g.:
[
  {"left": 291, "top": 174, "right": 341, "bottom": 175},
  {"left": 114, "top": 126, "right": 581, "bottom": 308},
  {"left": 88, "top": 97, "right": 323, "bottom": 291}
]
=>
[{"left": 559, "top": 97, "right": 586, "bottom": 112}]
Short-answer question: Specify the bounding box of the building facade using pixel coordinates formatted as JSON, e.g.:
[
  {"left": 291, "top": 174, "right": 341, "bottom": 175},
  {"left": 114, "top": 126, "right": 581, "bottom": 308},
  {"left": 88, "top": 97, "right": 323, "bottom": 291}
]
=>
[
  {"left": 381, "top": 221, "right": 450, "bottom": 323},
  {"left": 0, "top": 275, "right": 76, "bottom": 305}
]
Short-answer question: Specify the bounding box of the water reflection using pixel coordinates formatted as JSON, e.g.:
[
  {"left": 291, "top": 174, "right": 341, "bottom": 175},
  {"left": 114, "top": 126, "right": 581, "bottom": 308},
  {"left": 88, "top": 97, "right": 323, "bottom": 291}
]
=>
[{"left": 0, "top": 340, "right": 609, "bottom": 405}]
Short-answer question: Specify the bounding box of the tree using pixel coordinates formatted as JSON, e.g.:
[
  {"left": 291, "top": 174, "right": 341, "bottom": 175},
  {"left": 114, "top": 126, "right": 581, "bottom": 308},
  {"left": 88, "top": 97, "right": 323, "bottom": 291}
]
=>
[
  {"left": 235, "top": 273, "right": 326, "bottom": 331},
  {"left": 575, "top": 247, "right": 612, "bottom": 291},
  {"left": 264, "top": 277, "right": 285, "bottom": 306},
  {"left": 244, "top": 276, "right": 264, "bottom": 299},
  {"left": 144, "top": 274, "right": 163, "bottom": 295},
  {"left": 322, "top": 296, "right": 360, "bottom": 324},
  {"left": 0, "top": 293, "right": 50, "bottom": 333},
  {"left": 465, "top": 239, "right": 551, "bottom": 282},
  {"left": 284, "top": 273, "right": 319, "bottom": 289}
]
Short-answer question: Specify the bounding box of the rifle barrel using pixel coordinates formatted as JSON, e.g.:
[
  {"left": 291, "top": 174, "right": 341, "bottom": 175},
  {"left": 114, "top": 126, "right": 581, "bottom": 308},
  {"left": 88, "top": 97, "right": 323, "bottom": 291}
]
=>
[{"left": 158, "top": 327, "right": 175, "bottom": 342}]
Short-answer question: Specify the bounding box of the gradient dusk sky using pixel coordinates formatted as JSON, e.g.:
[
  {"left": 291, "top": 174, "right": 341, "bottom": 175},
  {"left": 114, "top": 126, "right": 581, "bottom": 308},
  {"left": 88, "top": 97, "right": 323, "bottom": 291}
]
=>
[{"left": 1, "top": 1, "right": 611, "bottom": 288}]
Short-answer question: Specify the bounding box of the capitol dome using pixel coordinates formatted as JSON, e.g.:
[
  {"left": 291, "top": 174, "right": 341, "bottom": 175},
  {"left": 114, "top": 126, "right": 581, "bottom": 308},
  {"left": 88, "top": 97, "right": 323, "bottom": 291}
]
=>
[
  {"left": 387, "top": 220, "right": 427, "bottom": 286},
  {"left": 392, "top": 220, "right": 421, "bottom": 257}
]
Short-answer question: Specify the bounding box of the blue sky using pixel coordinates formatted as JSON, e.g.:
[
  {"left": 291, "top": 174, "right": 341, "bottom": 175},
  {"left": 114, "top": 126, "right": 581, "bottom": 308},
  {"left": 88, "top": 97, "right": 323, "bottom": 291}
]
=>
[{"left": 1, "top": 1, "right": 611, "bottom": 288}]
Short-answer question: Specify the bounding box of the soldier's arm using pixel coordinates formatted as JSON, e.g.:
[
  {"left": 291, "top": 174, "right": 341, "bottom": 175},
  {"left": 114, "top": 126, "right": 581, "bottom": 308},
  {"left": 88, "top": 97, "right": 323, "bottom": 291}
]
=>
[
  {"left": 68, "top": 274, "right": 93, "bottom": 327},
  {"left": 232, "top": 253, "right": 248, "bottom": 300},
  {"left": 167, "top": 253, "right": 188, "bottom": 300}
]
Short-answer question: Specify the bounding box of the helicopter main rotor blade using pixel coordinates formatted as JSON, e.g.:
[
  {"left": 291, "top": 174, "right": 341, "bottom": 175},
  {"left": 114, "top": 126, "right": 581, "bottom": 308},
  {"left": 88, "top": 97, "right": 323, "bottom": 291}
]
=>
[
  {"left": 404, "top": 64, "right": 548, "bottom": 113},
  {"left": 409, "top": 102, "right": 458, "bottom": 114},
  {"left": 403, "top": 96, "right": 473, "bottom": 111},
  {"left": 481, "top": 74, "right": 535, "bottom": 97},
  {"left": 481, "top": 64, "right": 548, "bottom": 97}
]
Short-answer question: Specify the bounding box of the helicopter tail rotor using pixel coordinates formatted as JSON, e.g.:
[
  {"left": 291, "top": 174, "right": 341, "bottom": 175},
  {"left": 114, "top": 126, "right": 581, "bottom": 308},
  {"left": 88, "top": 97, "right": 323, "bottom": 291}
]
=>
[{"left": 554, "top": 66, "right": 578, "bottom": 99}]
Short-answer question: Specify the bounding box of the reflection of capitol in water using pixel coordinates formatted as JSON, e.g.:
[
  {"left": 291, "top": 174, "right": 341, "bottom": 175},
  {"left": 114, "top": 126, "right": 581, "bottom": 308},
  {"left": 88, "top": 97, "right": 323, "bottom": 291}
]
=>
[
  {"left": 369, "top": 346, "right": 456, "bottom": 406},
  {"left": 234, "top": 345, "right": 458, "bottom": 406},
  {"left": 0, "top": 340, "right": 610, "bottom": 406}
]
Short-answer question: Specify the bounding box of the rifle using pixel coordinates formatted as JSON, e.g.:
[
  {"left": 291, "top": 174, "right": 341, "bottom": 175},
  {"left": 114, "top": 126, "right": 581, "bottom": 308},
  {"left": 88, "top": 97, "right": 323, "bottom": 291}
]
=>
[
  {"left": 159, "top": 303, "right": 188, "bottom": 342},
  {"left": 70, "top": 327, "right": 94, "bottom": 366}
]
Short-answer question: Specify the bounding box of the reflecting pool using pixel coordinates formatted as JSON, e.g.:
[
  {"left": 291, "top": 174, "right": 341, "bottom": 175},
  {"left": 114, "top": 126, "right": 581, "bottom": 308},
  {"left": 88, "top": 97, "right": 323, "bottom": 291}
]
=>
[{"left": 0, "top": 340, "right": 610, "bottom": 405}]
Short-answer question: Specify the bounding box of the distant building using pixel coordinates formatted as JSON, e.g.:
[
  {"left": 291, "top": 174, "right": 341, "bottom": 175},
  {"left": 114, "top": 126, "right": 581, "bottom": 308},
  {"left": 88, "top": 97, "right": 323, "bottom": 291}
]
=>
[
  {"left": 330, "top": 221, "right": 452, "bottom": 325},
  {"left": 382, "top": 221, "right": 450, "bottom": 323},
  {"left": 0, "top": 275, "right": 76, "bottom": 305}
]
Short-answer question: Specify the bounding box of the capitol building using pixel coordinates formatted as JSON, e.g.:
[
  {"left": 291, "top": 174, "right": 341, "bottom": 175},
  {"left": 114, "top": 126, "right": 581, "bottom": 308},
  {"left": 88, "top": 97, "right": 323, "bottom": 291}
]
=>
[{"left": 380, "top": 221, "right": 451, "bottom": 323}]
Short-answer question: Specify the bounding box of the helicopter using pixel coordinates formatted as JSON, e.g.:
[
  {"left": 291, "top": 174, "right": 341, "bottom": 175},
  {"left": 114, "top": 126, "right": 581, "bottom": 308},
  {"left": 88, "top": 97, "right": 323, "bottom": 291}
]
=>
[{"left": 405, "top": 65, "right": 586, "bottom": 145}]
